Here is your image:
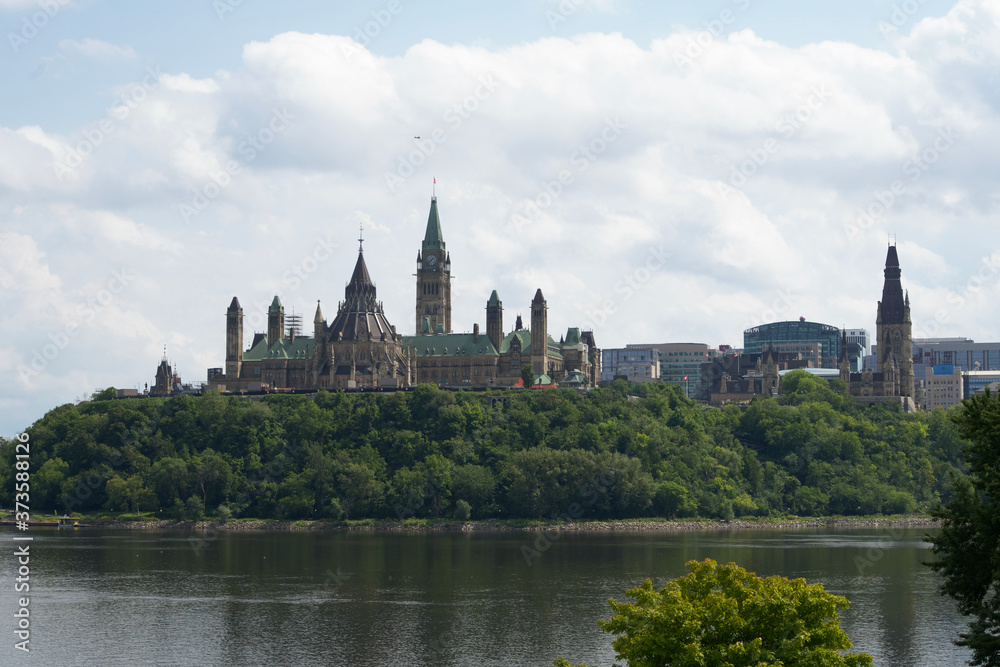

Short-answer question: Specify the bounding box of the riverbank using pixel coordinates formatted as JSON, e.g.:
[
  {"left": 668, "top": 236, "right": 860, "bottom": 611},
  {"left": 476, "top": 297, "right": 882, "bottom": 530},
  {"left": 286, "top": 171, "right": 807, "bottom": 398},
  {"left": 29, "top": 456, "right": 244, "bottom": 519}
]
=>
[{"left": 57, "top": 515, "right": 941, "bottom": 533}]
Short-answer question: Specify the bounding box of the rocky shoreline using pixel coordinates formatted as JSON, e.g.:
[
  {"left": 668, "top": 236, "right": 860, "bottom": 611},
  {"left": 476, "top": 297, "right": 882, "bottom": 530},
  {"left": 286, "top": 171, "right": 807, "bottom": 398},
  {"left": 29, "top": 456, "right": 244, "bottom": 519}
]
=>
[{"left": 73, "top": 516, "right": 940, "bottom": 533}]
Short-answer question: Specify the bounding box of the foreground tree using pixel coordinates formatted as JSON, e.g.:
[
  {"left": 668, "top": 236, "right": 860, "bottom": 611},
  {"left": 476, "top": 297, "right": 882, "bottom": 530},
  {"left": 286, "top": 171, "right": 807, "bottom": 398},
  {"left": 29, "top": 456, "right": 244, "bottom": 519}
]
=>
[
  {"left": 928, "top": 390, "right": 1000, "bottom": 666},
  {"left": 555, "top": 558, "right": 871, "bottom": 667}
]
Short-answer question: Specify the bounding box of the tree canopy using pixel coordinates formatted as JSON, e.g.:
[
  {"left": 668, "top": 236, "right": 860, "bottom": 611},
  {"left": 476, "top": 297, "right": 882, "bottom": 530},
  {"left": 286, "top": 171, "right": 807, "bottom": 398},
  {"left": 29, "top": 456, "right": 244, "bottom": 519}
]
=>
[
  {"left": 555, "top": 558, "right": 872, "bottom": 667},
  {"left": 928, "top": 389, "right": 1000, "bottom": 666},
  {"left": 0, "top": 379, "right": 969, "bottom": 521}
]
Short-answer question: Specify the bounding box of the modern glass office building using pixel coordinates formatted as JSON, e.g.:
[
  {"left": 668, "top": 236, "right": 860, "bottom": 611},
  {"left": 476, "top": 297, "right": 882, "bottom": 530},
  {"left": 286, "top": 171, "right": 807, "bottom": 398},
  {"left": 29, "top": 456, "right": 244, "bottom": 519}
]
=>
[
  {"left": 743, "top": 320, "right": 842, "bottom": 369},
  {"left": 600, "top": 348, "right": 660, "bottom": 384},
  {"left": 628, "top": 343, "right": 713, "bottom": 399},
  {"left": 912, "top": 339, "right": 1000, "bottom": 381}
]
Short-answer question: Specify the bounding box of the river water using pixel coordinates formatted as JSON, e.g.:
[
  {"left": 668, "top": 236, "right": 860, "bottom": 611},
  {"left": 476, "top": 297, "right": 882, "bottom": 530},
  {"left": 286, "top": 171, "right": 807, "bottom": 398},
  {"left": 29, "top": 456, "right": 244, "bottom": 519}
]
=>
[{"left": 0, "top": 527, "right": 970, "bottom": 666}]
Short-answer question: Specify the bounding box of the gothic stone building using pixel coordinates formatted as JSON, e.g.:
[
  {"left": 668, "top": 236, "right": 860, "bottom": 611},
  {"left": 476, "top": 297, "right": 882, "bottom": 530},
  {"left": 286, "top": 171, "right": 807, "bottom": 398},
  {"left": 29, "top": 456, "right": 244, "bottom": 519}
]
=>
[
  {"left": 839, "top": 244, "right": 916, "bottom": 410},
  {"left": 709, "top": 347, "right": 781, "bottom": 406},
  {"left": 401, "top": 196, "right": 600, "bottom": 388},
  {"left": 210, "top": 196, "right": 598, "bottom": 391}
]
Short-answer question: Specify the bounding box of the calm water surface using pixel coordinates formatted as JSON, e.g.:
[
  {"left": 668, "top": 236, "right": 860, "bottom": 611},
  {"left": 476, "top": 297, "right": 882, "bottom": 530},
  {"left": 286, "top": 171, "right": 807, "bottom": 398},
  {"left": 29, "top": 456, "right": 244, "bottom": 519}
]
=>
[{"left": 0, "top": 527, "right": 970, "bottom": 666}]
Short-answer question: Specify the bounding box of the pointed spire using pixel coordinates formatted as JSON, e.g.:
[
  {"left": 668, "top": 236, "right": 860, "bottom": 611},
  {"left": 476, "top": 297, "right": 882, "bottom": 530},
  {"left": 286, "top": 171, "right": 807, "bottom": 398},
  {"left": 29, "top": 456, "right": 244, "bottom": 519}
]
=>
[
  {"left": 349, "top": 250, "right": 373, "bottom": 287},
  {"left": 532, "top": 288, "right": 545, "bottom": 304},
  {"left": 314, "top": 300, "right": 324, "bottom": 323},
  {"left": 228, "top": 296, "right": 241, "bottom": 310},
  {"left": 879, "top": 244, "right": 906, "bottom": 323},
  {"left": 423, "top": 195, "right": 445, "bottom": 251},
  {"left": 269, "top": 295, "right": 282, "bottom": 312},
  {"left": 487, "top": 290, "right": 501, "bottom": 306}
]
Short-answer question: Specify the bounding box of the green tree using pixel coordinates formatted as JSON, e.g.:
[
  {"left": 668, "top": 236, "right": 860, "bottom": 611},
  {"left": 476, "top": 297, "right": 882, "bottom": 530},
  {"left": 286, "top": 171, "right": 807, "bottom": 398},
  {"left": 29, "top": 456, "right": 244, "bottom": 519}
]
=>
[
  {"left": 555, "top": 559, "right": 872, "bottom": 667},
  {"left": 94, "top": 387, "right": 117, "bottom": 401},
  {"left": 453, "top": 499, "right": 471, "bottom": 520},
  {"left": 928, "top": 390, "right": 1000, "bottom": 666},
  {"left": 521, "top": 364, "right": 535, "bottom": 389},
  {"left": 183, "top": 494, "right": 205, "bottom": 521},
  {"left": 338, "top": 462, "right": 380, "bottom": 520}
]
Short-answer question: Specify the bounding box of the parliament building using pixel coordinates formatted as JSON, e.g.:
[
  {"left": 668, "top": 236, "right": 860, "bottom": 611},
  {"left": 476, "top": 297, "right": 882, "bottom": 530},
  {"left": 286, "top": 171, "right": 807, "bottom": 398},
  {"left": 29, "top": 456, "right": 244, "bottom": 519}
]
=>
[{"left": 208, "top": 196, "right": 600, "bottom": 392}]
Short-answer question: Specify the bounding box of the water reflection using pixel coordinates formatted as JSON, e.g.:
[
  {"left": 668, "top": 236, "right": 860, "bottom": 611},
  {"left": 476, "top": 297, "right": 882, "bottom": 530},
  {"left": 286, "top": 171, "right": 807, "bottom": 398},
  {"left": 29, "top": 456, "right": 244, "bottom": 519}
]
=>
[{"left": 0, "top": 527, "right": 971, "bottom": 666}]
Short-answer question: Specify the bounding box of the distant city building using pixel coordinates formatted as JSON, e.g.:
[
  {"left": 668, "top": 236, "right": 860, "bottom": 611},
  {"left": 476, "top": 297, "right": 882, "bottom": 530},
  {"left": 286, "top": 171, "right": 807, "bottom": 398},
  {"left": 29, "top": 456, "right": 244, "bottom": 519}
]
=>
[
  {"left": 709, "top": 347, "right": 781, "bottom": 405},
  {"left": 628, "top": 343, "right": 712, "bottom": 398},
  {"left": 743, "top": 320, "right": 841, "bottom": 368},
  {"left": 964, "top": 369, "right": 1000, "bottom": 397},
  {"left": 844, "top": 329, "right": 869, "bottom": 372},
  {"left": 601, "top": 348, "right": 659, "bottom": 384},
  {"left": 911, "top": 338, "right": 1000, "bottom": 382},
  {"left": 925, "top": 364, "right": 964, "bottom": 410},
  {"left": 844, "top": 329, "right": 870, "bottom": 356}
]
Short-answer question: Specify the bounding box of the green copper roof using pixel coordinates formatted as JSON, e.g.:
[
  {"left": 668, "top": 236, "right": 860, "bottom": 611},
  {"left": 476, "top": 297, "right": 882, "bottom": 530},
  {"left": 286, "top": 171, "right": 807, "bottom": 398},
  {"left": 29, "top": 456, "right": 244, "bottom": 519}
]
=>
[
  {"left": 422, "top": 197, "right": 445, "bottom": 251},
  {"left": 244, "top": 336, "right": 314, "bottom": 361},
  {"left": 496, "top": 330, "right": 563, "bottom": 359},
  {"left": 560, "top": 369, "right": 588, "bottom": 385},
  {"left": 487, "top": 290, "right": 501, "bottom": 306},
  {"left": 402, "top": 332, "right": 499, "bottom": 357},
  {"left": 499, "top": 330, "right": 531, "bottom": 354},
  {"left": 565, "top": 327, "right": 581, "bottom": 346},
  {"left": 269, "top": 295, "right": 282, "bottom": 312}
]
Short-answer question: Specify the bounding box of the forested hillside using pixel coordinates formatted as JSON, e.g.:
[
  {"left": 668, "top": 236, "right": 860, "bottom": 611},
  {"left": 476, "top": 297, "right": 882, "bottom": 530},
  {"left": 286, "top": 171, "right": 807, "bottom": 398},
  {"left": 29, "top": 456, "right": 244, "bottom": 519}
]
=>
[{"left": 1, "top": 372, "right": 968, "bottom": 521}]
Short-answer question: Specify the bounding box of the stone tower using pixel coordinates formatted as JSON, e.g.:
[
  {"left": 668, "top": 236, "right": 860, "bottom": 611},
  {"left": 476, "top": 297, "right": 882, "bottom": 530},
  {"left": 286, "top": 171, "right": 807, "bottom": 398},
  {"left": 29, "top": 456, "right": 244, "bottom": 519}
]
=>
[
  {"left": 267, "top": 295, "right": 285, "bottom": 347},
  {"left": 225, "top": 296, "right": 243, "bottom": 378},
  {"left": 761, "top": 346, "right": 779, "bottom": 396},
  {"left": 415, "top": 196, "right": 451, "bottom": 334},
  {"left": 486, "top": 290, "right": 503, "bottom": 351},
  {"left": 875, "top": 244, "right": 914, "bottom": 399},
  {"left": 838, "top": 330, "right": 850, "bottom": 383},
  {"left": 530, "top": 288, "right": 548, "bottom": 375}
]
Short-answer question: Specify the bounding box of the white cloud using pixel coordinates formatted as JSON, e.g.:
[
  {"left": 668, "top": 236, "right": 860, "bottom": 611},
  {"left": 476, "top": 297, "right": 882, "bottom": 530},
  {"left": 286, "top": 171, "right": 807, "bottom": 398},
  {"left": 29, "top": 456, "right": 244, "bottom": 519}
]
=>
[
  {"left": 2, "top": 0, "right": 1000, "bottom": 433},
  {"left": 59, "top": 38, "right": 136, "bottom": 61}
]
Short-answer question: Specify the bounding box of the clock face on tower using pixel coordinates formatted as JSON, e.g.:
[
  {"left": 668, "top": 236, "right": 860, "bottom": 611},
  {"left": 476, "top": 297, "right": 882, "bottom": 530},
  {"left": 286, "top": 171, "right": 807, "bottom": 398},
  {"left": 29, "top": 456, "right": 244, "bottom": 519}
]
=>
[{"left": 426, "top": 254, "right": 437, "bottom": 270}]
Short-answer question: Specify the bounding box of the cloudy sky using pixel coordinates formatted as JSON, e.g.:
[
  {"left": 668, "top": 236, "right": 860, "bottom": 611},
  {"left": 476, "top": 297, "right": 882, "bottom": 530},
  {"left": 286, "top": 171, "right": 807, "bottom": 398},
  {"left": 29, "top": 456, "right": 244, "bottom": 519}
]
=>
[{"left": 2, "top": 0, "right": 998, "bottom": 434}]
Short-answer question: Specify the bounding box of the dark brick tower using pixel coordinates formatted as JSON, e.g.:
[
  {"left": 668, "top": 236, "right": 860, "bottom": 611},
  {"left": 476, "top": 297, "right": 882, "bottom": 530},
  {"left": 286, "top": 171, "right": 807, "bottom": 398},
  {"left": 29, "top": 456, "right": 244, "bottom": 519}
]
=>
[
  {"left": 530, "top": 288, "right": 548, "bottom": 375},
  {"left": 486, "top": 290, "right": 503, "bottom": 351},
  {"left": 225, "top": 296, "right": 243, "bottom": 378}
]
